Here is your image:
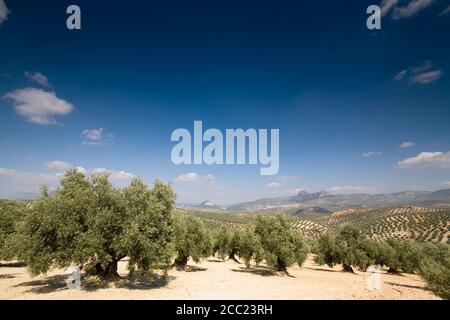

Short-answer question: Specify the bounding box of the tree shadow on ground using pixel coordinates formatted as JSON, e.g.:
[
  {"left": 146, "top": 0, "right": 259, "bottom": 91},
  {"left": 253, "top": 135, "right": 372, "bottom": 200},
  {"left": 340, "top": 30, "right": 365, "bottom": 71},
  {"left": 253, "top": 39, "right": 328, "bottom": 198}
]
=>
[
  {"left": 231, "top": 266, "right": 276, "bottom": 277},
  {"left": 385, "top": 281, "right": 424, "bottom": 290},
  {"left": 13, "top": 270, "right": 176, "bottom": 293},
  {"left": 206, "top": 258, "right": 225, "bottom": 263},
  {"left": 0, "top": 273, "right": 18, "bottom": 279},
  {"left": 82, "top": 272, "right": 176, "bottom": 291},
  {"left": 303, "top": 266, "right": 340, "bottom": 273},
  {"left": 0, "top": 261, "right": 27, "bottom": 268},
  {"left": 185, "top": 266, "right": 207, "bottom": 272},
  {"left": 13, "top": 274, "right": 68, "bottom": 294}
]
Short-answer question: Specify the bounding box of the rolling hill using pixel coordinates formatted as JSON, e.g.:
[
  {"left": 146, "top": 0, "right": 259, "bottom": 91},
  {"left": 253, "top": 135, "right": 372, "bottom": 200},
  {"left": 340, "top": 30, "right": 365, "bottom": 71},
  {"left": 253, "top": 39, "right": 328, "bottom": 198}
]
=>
[
  {"left": 174, "top": 205, "right": 450, "bottom": 244},
  {"left": 227, "top": 189, "right": 450, "bottom": 212}
]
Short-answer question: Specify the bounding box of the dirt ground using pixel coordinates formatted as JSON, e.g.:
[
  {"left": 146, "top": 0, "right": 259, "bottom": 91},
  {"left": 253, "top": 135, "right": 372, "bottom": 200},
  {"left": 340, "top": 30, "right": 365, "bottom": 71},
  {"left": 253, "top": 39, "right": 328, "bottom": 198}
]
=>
[{"left": 0, "top": 255, "right": 440, "bottom": 300}]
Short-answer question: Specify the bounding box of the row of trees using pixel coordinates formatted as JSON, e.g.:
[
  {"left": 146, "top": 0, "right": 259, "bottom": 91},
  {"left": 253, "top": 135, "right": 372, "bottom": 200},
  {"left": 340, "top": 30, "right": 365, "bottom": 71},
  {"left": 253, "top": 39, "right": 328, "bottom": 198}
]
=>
[
  {"left": 1, "top": 170, "right": 175, "bottom": 279},
  {"left": 0, "top": 170, "right": 448, "bottom": 298},
  {"left": 0, "top": 170, "right": 308, "bottom": 277},
  {"left": 311, "top": 226, "right": 449, "bottom": 299},
  {"left": 173, "top": 214, "right": 308, "bottom": 272}
]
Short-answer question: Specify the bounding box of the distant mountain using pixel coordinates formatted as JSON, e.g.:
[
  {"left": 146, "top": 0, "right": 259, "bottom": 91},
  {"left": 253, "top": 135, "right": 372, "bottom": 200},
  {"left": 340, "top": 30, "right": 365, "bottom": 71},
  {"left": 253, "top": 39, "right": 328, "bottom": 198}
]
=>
[
  {"left": 196, "top": 200, "right": 226, "bottom": 211},
  {"left": 228, "top": 189, "right": 450, "bottom": 212}
]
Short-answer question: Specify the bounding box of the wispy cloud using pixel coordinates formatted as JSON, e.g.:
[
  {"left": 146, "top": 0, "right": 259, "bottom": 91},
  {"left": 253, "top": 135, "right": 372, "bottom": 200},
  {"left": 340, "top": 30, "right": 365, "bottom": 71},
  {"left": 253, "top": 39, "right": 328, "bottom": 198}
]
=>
[
  {"left": 266, "top": 182, "right": 281, "bottom": 188},
  {"left": 398, "top": 151, "right": 450, "bottom": 169},
  {"left": 0, "top": 0, "right": 10, "bottom": 25},
  {"left": 45, "top": 160, "right": 72, "bottom": 170},
  {"left": 326, "top": 185, "right": 369, "bottom": 194},
  {"left": 81, "top": 128, "right": 114, "bottom": 145},
  {"left": 0, "top": 166, "right": 61, "bottom": 186},
  {"left": 25, "top": 71, "right": 51, "bottom": 87},
  {"left": 409, "top": 70, "right": 444, "bottom": 84},
  {"left": 91, "top": 168, "right": 136, "bottom": 182},
  {"left": 380, "top": 0, "right": 399, "bottom": 16},
  {"left": 393, "top": 0, "right": 435, "bottom": 19},
  {"left": 175, "top": 172, "right": 216, "bottom": 184},
  {"left": 0, "top": 165, "right": 136, "bottom": 198},
  {"left": 381, "top": 0, "right": 436, "bottom": 19},
  {"left": 3, "top": 88, "right": 74, "bottom": 125},
  {"left": 394, "top": 69, "right": 408, "bottom": 81},
  {"left": 394, "top": 61, "right": 443, "bottom": 85},
  {"left": 362, "top": 151, "right": 383, "bottom": 157},
  {"left": 439, "top": 5, "right": 450, "bottom": 16},
  {"left": 399, "top": 141, "right": 416, "bottom": 148}
]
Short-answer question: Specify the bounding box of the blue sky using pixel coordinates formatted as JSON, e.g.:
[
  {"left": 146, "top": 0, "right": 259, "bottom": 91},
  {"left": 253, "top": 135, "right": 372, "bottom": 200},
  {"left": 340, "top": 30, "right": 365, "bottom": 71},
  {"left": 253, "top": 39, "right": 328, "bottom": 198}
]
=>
[{"left": 1, "top": 0, "right": 450, "bottom": 203}]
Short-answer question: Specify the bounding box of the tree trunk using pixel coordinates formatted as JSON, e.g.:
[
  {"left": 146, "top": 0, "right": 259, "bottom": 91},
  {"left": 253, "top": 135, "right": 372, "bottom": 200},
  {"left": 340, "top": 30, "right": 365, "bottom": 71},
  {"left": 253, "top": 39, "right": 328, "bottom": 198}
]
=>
[
  {"left": 342, "top": 263, "right": 354, "bottom": 273},
  {"left": 174, "top": 256, "right": 189, "bottom": 270},
  {"left": 276, "top": 257, "right": 287, "bottom": 273},
  {"left": 387, "top": 267, "right": 399, "bottom": 274},
  {"left": 94, "top": 260, "right": 120, "bottom": 280},
  {"left": 228, "top": 252, "right": 240, "bottom": 263}
]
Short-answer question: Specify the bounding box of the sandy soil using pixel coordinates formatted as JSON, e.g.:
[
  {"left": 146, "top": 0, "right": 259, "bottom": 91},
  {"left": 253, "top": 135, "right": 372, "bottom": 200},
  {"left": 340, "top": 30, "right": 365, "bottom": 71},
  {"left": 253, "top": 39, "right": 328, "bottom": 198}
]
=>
[{"left": 0, "top": 255, "right": 439, "bottom": 300}]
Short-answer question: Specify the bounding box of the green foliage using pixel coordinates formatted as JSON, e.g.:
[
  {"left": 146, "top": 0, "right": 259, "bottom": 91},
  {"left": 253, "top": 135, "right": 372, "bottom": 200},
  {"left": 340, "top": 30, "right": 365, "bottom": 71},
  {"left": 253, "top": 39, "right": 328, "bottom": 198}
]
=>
[
  {"left": 314, "top": 233, "right": 338, "bottom": 267},
  {"left": 228, "top": 230, "right": 242, "bottom": 261},
  {"left": 9, "top": 170, "right": 175, "bottom": 278},
  {"left": 254, "top": 214, "right": 308, "bottom": 272},
  {"left": 315, "top": 226, "right": 374, "bottom": 272},
  {"left": 416, "top": 242, "right": 450, "bottom": 299},
  {"left": 380, "top": 239, "right": 422, "bottom": 273},
  {"left": 213, "top": 226, "right": 232, "bottom": 260},
  {"left": 0, "top": 200, "right": 26, "bottom": 260},
  {"left": 374, "top": 241, "right": 400, "bottom": 272},
  {"left": 238, "top": 229, "right": 264, "bottom": 268},
  {"left": 173, "top": 215, "right": 211, "bottom": 269}
]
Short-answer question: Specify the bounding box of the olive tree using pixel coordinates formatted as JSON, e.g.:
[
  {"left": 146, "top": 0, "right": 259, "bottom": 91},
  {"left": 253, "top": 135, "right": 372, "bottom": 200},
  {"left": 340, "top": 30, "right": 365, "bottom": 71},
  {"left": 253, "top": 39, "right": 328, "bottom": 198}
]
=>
[
  {"left": 212, "top": 227, "right": 241, "bottom": 262},
  {"left": 238, "top": 228, "right": 264, "bottom": 268},
  {"left": 173, "top": 215, "right": 211, "bottom": 269},
  {"left": 213, "top": 226, "right": 231, "bottom": 260},
  {"left": 376, "top": 239, "right": 422, "bottom": 273},
  {"left": 0, "top": 200, "right": 26, "bottom": 261},
  {"left": 10, "top": 169, "right": 175, "bottom": 279},
  {"left": 417, "top": 242, "right": 450, "bottom": 299},
  {"left": 315, "top": 226, "right": 374, "bottom": 273},
  {"left": 254, "top": 214, "right": 308, "bottom": 272}
]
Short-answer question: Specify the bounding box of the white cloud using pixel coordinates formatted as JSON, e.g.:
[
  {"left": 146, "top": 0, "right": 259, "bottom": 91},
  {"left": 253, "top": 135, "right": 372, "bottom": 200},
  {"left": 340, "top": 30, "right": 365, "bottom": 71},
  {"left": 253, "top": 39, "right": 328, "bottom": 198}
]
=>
[
  {"left": 4, "top": 88, "right": 74, "bottom": 125},
  {"left": 82, "top": 128, "right": 114, "bottom": 145},
  {"left": 398, "top": 151, "right": 450, "bottom": 169},
  {"left": 75, "top": 166, "right": 87, "bottom": 174},
  {"left": 278, "top": 175, "right": 299, "bottom": 182},
  {"left": 399, "top": 141, "right": 416, "bottom": 148},
  {"left": 362, "top": 151, "right": 383, "bottom": 157},
  {"left": 441, "top": 181, "right": 450, "bottom": 187},
  {"left": 266, "top": 182, "right": 281, "bottom": 188},
  {"left": 409, "top": 70, "right": 444, "bottom": 84},
  {"left": 175, "top": 172, "right": 216, "bottom": 184},
  {"left": 25, "top": 71, "right": 50, "bottom": 87},
  {"left": 394, "top": 69, "right": 408, "bottom": 81},
  {"left": 393, "top": 0, "right": 435, "bottom": 19},
  {"left": 394, "top": 61, "right": 443, "bottom": 85},
  {"left": 380, "top": 0, "right": 399, "bottom": 16},
  {"left": 0, "top": 165, "right": 137, "bottom": 198},
  {"left": 91, "top": 168, "right": 136, "bottom": 181},
  {"left": 327, "top": 186, "right": 368, "bottom": 193},
  {"left": 0, "top": 166, "right": 60, "bottom": 184},
  {"left": 411, "top": 60, "right": 433, "bottom": 73},
  {"left": 0, "top": 0, "right": 9, "bottom": 25},
  {"left": 439, "top": 5, "right": 450, "bottom": 16},
  {"left": 46, "top": 160, "right": 72, "bottom": 170}
]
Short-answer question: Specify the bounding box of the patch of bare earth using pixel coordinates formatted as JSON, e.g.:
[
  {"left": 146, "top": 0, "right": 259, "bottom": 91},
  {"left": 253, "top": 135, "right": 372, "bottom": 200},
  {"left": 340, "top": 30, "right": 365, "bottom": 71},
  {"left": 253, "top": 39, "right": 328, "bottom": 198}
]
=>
[{"left": 0, "top": 255, "right": 439, "bottom": 300}]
